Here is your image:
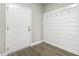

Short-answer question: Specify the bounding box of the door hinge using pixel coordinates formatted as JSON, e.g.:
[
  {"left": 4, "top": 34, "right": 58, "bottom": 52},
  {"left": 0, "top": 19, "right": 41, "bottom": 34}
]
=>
[
  {"left": 7, "top": 26, "right": 9, "bottom": 31},
  {"left": 7, "top": 5, "right": 9, "bottom": 11}
]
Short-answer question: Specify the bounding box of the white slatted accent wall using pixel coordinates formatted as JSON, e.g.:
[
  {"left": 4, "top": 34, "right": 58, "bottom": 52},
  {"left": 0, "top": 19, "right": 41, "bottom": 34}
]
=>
[{"left": 43, "top": 5, "right": 79, "bottom": 55}]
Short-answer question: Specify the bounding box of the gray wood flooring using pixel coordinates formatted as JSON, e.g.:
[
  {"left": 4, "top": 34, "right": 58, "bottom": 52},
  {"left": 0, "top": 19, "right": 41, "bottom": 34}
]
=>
[{"left": 8, "top": 42, "right": 77, "bottom": 56}]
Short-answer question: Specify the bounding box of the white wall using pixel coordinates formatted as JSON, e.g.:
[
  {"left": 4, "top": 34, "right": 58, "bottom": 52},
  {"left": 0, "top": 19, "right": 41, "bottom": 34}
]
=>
[
  {"left": 43, "top": 4, "right": 79, "bottom": 55},
  {"left": 19, "top": 3, "right": 72, "bottom": 43},
  {"left": 18, "top": 3, "right": 43, "bottom": 43},
  {"left": 0, "top": 3, "right": 6, "bottom": 54}
]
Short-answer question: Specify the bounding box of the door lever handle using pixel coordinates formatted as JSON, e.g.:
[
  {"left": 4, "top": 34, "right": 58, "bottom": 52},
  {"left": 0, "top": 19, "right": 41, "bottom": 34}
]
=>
[
  {"left": 28, "top": 29, "right": 31, "bottom": 31},
  {"left": 28, "top": 26, "right": 30, "bottom": 28}
]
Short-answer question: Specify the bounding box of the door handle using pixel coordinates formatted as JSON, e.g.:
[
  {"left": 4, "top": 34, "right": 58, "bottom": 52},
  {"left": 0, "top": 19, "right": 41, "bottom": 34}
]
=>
[
  {"left": 28, "top": 29, "right": 31, "bottom": 31},
  {"left": 28, "top": 26, "right": 30, "bottom": 28},
  {"left": 28, "top": 26, "right": 31, "bottom": 31}
]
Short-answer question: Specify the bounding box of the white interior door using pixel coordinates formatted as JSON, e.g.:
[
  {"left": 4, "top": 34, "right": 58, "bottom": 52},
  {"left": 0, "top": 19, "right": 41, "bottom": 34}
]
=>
[{"left": 6, "top": 4, "right": 32, "bottom": 53}]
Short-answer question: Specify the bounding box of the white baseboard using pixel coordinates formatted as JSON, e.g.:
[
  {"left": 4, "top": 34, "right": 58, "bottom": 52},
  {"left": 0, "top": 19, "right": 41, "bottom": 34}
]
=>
[
  {"left": 31, "top": 40, "right": 43, "bottom": 46},
  {"left": 43, "top": 40, "right": 79, "bottom": 55},
  {"left": 0, "top": 41, "right": 43, "bottom": 56},
  {"left": 1, "top": 40, "right": 79, "bottom": 56}
]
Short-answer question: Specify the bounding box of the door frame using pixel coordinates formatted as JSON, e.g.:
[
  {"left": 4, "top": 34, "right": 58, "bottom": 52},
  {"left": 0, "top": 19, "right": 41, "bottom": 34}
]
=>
[{"left": 6, "top": 3, "right": 32, "bottom": 54}]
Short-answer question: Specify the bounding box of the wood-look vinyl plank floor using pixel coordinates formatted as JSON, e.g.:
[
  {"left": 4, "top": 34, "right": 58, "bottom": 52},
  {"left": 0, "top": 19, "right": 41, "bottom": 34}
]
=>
[{"left": 8, "top": 42, "right": 77, "bottom": 56}]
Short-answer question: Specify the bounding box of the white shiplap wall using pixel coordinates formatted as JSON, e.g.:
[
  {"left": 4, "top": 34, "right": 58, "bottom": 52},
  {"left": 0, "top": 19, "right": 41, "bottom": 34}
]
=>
[{"left": 43, "top": 5, "right": 79, "bottom": 55}]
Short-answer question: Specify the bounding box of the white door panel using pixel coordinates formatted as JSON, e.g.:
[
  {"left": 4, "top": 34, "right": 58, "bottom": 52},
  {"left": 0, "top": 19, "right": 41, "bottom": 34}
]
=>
[{"left": 6, "top": 4, "right": 32, "bottom": 53}]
